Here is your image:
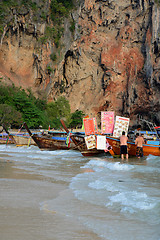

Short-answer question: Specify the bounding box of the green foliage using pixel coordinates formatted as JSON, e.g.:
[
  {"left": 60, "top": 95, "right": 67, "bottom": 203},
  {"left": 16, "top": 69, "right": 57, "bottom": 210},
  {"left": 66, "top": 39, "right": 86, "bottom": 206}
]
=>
[
  {"left": 50, "top": 0, "right": 73, "bottom": 22},
  {"left": 0, "top": 104, "right": 23, "bottom": 128},
  {"left": 41, "top": 11, "right": 47, "bottom": 21},
  {"left": 45, "top": 96, "right": 71, "bottom": 128},
  {"left": 20, "top": 0, "right": 34, "bottom": 8},
  {"left": 46, "top": 65, "right": 54, "bottom": 75},
  {"left": 26, "top": 88, "right": 47, "bottom": 111},
  {"left": 11, "top": 91, "right": 43, "bottom": 128},
  {"left": 0, "top": 84, "right": 46, "bottom": 128},
  {"left": 0, "top": 84, "right": 85, "bottom": 130},
  {"left": 59, "top": 80, "right": 66, "bottom": 94},
  {"left": 44, "top": 25, "right": 64, "bottom": 48},
  {"left": 50, "top": 0, "right": 73, "bottom": 47},
  {"left": 0, "top": 83, "right": 17, "bottom": 106},
  {"left": 50, "top": 0, "right": 67, "bottom": 18},
  {"left": 56, "top": 0, "right": 73, "bottom": 10},
  {"left": 2, "top": 0, "right": 18, "bottom": 7},
  {"left": 30, "top": 2, "right": 38, "bottom": 11},
  {"left": 50, "top": 53, "right": 57, "bottom": 61},
  {"left": 69, "top": 20, "right": 75, "bottom": 33},
  {"left": 0, "top": 2, "right": 8, "bottom": 25},
  {"left": 0, "top": 25, "right": 3, "bottom": 35},
  {"left": 40, "top": 26, "right": 64, "bottom": 48},
  {"left": 39, "top": 36, "right": 48, "bottom": 44},
  {"left": 69, "top": 110, "right": 85, "bottom": 128}
]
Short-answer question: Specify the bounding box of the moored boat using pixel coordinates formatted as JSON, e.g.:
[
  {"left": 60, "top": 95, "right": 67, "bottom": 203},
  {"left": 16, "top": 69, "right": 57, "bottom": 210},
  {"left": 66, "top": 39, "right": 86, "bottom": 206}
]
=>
[
  {"left": 12, "top": 133, "right": 36, "bottom": 147},
  {"left": 106, "top": 135, "right": 160, "bottom": 157},
  {"left": 60, "top": 119, "right": 111, "bottom": 157},
  {"left": 1, "top": 126, "right": 16, "bottom": 145},
  {"left": 68, "top": 132, "right": 105, "bottom": 157},
  {"left": 2, "top": 125, "right": 35, "bottom": 146},
  {"left": 24, "top": 122, "right": 77, "bottom": 151},
  {"left": 0, "top": 133, "right": 15, "bottom": 144}
]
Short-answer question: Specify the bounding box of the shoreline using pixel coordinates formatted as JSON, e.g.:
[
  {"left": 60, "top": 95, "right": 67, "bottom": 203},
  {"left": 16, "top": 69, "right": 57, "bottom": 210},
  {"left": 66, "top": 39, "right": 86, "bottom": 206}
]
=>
[{"left": 0, "top": 152, "right": 101, "bottom": 240}]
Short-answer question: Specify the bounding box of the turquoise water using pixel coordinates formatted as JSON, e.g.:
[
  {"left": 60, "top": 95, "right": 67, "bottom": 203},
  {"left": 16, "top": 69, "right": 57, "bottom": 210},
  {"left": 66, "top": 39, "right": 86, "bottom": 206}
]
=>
[{"left": 0, "top": 144, "right": 160, "bottom": 240}]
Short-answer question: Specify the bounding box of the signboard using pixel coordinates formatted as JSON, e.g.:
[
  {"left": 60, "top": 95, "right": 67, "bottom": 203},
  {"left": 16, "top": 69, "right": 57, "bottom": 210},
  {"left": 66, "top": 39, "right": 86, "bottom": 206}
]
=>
[
  {"left": 101, "top": 111, "right": 114, "bottom": 134},
  {"left": 97, "top": 135, "right": 106, "bottom": 150},
  {"left": 113, "top": 116, "right": 130, "bottom": 138},
  {"left": 97, "top": 135, "right": 111, "bottom": 151},
  {"left": 83, "top": 118, "right": 96, "bottom": 136},
  {"left": 85, "top": 135, "right": 96, "bottom": 149}
]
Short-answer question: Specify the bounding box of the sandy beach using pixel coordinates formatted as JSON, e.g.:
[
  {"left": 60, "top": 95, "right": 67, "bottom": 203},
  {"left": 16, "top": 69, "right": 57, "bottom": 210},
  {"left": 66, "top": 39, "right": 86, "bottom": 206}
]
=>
[
  {"left": 0, "top": 147, "right": 101, "bottom": 240},
  {"left": 0, "top": 144, "right": 160, "bottom": 240}
]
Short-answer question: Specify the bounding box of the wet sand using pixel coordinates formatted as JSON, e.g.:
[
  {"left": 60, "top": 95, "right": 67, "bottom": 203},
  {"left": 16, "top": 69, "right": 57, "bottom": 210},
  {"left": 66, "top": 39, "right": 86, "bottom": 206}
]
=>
[{"left": 0, "top": 158, "right": 101, "bottom": 240}]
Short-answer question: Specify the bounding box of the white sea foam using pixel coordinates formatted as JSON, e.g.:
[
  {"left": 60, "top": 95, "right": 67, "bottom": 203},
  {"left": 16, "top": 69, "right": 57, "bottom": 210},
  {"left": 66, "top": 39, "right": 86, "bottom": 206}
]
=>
[
  {"left": 81, "top": 159, "right": 108, "bottom": 168},
  {"left": 106, "top": 162, "right": 134, "bottom": 171},
  {"left": 82, "top": 159, "right": 134, "bottom": 172},
  {"left": 106, "top": 191, "right": 157, "bottom": 211},
  {"left": 89, "top": 180, "right": 118, "bottom": 192}
]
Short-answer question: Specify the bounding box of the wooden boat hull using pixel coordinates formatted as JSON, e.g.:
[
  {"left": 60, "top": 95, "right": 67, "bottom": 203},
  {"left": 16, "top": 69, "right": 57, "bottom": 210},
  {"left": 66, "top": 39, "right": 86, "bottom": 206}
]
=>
[
  {"left": 0, "top": 137, "right": 15, "bottom": 144},
  {"left": 32, "top": 134, "right": 75, "bottom": 151},
  {"left": 0, "top": 132, "right": 15, "bottom": 144},
  {"left": 13, "top": 135, "right": 36, "bottom": 146},
  {"left": 106, "top": 136, "right": 160, "bottom": 156},
  {"left": 81, "top": 149, "right": 105, "bottom": 157},
  {"left": 23, "top": 122, "right": 77, "bottom": 151}
]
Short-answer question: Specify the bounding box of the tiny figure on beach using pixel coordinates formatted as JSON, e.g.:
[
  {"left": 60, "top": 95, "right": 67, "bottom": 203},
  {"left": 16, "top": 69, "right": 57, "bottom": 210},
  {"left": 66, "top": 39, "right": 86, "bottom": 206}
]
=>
[
  {"left": 135, "top": 133, "right": 145, "bottom": 158},
  {"left": 120, "top": 131, "right": 128, "bottom": 161}
]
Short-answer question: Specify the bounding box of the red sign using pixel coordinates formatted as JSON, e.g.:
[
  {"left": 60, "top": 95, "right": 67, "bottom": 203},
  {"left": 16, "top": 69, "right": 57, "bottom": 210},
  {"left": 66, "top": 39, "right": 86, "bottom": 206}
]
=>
[
  {"left": 101, "top": 111, "right": 114, "bottom": 134},
  {"left": 83, "top": 118, "right": 96, "bottom": 135}
]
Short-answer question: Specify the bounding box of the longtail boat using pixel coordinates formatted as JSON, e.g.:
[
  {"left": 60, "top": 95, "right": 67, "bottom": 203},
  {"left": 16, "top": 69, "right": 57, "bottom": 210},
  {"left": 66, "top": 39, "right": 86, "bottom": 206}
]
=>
[
  {"left": 12, "top": 133, "right": 36, "bottom": 147},
  {"left": 0, "top": 133, "right": 15, "bottom": 144},
  {"left": 3, "top": 125, "right": 36, "bottom": 147},
  {"left": 24, "top": 122, "right": 77, "bottom": 151},
  {"left": 60, "top": 120, "right": 113, "bottom": 157},
  {"left": 106, "top": 136, "right": 160, "bottom": 157},
  {"left": 2, "top": 126, "right": 16, "bottom": 145}
]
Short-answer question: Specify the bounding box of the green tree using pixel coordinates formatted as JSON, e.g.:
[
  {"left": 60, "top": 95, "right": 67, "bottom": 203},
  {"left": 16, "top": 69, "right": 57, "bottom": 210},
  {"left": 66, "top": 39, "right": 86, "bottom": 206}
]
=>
[
  {"left": 0, "top": 83, "right": 16, "bottom": 106},
  {"left": 0, "top": 104, "right": 23, "bottom": 128},
  {"left": 0, "top": 84, "right": 47, "bottom": 128},
  {"left": 46, "top": 96, "right": 71, "bottom": 128},
  {"left": 0, "top": 84, "right": 74, "bottom": 129},
  {"left": 69, "top": 110, "right": 84, "bottom": 128},
  {"left": 13, "top": 91, "right": 44, "bottom": 128},
  {"left": 26, "top": 88, "right": 47, "bottom": 111}
]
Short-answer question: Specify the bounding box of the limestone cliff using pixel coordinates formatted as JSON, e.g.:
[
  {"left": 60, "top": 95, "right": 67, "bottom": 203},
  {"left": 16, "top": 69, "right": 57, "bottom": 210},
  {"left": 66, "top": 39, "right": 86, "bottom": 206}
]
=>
[{"left": 0, "top": 0, "right": 160, "bottom": 126}]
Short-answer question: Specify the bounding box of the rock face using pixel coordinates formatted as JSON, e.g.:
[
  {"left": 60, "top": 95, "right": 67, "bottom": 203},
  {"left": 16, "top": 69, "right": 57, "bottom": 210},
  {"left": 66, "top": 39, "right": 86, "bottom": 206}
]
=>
[
  {"left": 0, "top": 1, "right": 74, "bottom": 96},
  {"left": 49, "top": 0, "right": 160, "bottom": 125},
  {"left": 0, "top": 3, "right": 51, "bottom": 93},
  {"left": 0, "top": 0, "right": 160, "bottom": 126}
]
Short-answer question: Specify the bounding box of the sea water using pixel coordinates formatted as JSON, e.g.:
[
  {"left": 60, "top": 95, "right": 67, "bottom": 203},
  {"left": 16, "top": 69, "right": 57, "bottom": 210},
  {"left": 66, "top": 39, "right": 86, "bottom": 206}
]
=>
[{"left": 0, "top": 144, "right": 159, "bottom": 240}]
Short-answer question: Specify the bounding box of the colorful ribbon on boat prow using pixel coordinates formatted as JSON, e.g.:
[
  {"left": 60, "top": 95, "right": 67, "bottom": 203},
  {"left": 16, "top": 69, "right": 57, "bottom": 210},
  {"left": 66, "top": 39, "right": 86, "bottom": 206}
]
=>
[{"left": 66, "top": 132, "right": 71, "bottom": 147}]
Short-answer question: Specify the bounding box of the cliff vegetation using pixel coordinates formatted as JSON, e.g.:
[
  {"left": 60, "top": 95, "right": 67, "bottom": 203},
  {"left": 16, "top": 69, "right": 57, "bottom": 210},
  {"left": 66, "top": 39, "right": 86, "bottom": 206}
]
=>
[{"left": 0, "top": 83, "right": 84, "bottom": 128}]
